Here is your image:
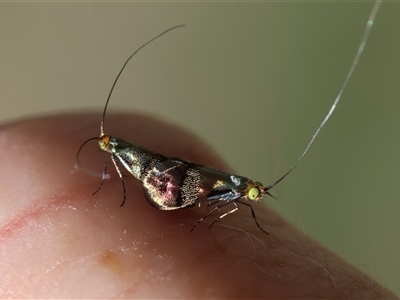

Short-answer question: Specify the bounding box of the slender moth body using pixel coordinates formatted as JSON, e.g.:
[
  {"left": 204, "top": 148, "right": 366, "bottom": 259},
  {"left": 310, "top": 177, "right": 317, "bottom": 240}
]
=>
[
  {"left": 78, "top": 2, "right": 381, "bottom": 235},
  {"left": 99, "top": 133, "right": 269, "bottom": 233}
]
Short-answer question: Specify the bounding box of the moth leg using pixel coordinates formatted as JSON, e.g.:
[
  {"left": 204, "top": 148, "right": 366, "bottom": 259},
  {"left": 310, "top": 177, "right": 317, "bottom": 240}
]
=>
[
  {"left": 109, "top": 155, "right": 127, "bottom": 207},
  {"left": 209, "top": 201, "right": 239, "bottom": 229},
  {"left": 237, "top": 200, "right": 269, "bottom": 235},
  {"left": 92, "top": 160, "right": 109, "bottom": 195},
  {"left": 207, "top": 199, "right": 220, "bottom": 207},
  {"left": 191, "top": 200, "right": 232, "bottom": 232},
  {"left": 197, "top": 198, "right": 219, "bottom": 208}
]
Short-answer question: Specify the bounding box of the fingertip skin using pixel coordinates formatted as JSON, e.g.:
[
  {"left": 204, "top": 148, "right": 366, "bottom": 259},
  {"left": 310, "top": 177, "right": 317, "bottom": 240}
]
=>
[{"left": 0, "top": 113, "right": 396, "bottom": 299}]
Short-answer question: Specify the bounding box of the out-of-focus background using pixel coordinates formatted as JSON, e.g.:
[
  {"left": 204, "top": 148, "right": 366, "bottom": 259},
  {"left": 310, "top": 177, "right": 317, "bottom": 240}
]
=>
[{"left": 1, "top": 2, "right": 399, "bottom": 295}]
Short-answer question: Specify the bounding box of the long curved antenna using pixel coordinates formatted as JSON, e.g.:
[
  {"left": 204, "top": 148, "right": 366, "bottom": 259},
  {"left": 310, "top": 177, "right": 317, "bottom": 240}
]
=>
[
  {"left": 266, "top": 0, "right": 381, "bottom": 191},
  {"left": 100, "top": 24, "right": 186, "bottom": 136},
  {"left": 76, "top": 25, "right": 185, "bottom": 177},
  {"left": 76, "top": 136, "right": 108, "bottom": 178}
]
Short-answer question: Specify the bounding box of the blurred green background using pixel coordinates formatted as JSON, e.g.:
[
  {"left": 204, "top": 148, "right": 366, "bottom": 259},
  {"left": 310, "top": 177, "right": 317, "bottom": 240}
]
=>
[{"left": 1, "top": 2, "right": 399, "bottom": 296}]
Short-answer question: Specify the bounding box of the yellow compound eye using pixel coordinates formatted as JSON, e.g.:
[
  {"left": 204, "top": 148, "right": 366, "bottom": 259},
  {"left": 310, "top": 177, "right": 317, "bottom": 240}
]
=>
[{"left": 248, "top": 187, "right": 260, "bottom": 200}]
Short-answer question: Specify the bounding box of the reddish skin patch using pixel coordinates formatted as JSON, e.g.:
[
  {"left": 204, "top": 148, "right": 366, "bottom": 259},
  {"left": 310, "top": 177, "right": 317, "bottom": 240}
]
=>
[
  {"left": 0, "top": 202, "right": 51, "bottom": 240},
  {"left": 0, "top": 113, "right": 397, "bottom": 299}
]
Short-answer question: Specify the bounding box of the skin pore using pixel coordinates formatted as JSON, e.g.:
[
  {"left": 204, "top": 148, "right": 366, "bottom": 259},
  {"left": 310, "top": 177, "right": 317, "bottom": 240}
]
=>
[{"left": 0, "top": 112, "right": 397, "bottom": 298}]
